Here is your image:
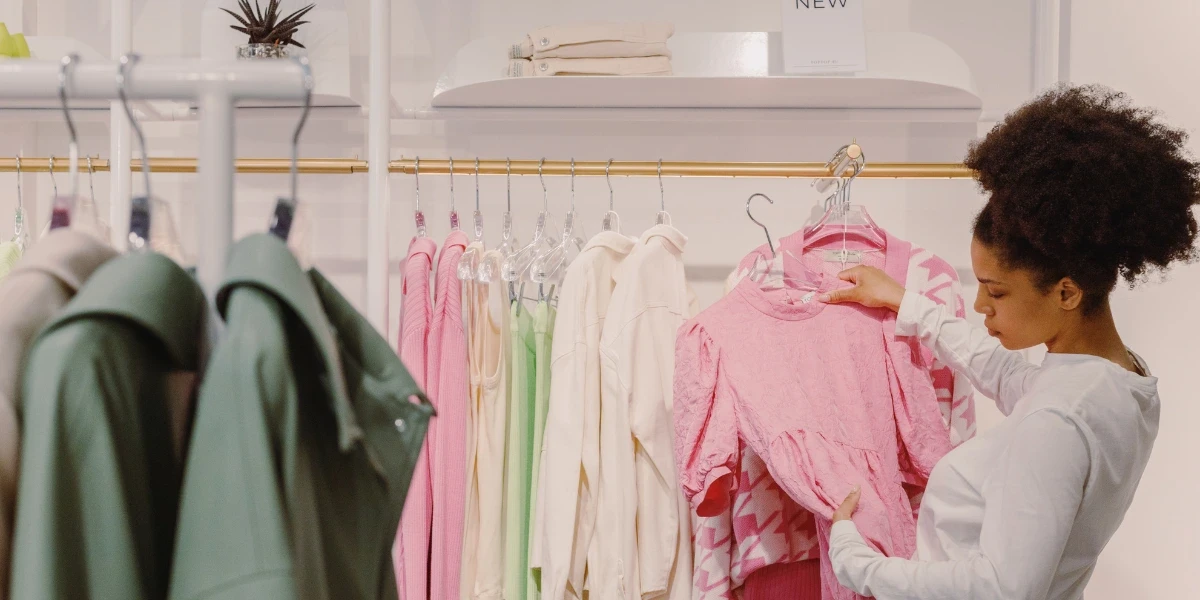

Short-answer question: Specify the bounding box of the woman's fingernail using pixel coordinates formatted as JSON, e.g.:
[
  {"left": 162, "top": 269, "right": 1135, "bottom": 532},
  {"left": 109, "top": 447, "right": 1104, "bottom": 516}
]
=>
[
  {"left": 851, "top": 485, "right": 860, "bottom": 494},
  {"left": 818, "top": 294, "right": 831, "bottom": 303}
]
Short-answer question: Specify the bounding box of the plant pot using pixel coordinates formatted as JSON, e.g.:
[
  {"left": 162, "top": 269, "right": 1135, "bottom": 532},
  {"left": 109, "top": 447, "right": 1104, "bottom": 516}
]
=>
[{"left": 237, "top": 43, "right": 292, "bottom": 60}]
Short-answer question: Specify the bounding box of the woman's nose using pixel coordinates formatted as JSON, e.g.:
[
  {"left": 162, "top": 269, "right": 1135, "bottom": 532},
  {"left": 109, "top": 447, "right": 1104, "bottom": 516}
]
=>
[{"left": 974, "top": 290, "right": 993, "bottom": 316}]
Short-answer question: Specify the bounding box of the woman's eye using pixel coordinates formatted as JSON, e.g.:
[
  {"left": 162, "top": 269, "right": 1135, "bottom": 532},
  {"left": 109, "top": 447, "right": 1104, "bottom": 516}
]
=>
[{"left": 988, "top": 291, "right": 1005, "bottom": 299}]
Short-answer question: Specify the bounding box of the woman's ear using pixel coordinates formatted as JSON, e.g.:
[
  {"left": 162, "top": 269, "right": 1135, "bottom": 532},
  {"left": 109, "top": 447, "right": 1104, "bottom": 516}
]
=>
[{"left": 1058, "top": 278, "right": 1084, "bottom": 311}]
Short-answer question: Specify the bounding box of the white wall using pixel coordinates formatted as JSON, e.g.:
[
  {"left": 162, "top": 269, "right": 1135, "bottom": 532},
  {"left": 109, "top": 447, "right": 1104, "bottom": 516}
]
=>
[{"left": 0, "top": 1, "right": 1196, "bottom": 596}]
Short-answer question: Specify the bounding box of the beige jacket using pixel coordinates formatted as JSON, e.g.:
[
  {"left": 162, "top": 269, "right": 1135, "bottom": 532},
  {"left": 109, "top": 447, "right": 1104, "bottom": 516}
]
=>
[
  {"left": 511, "top": 22, "right": 674, "bottom": 59},
  {"left": 0, "top": 230, "right": 118, "bottom": 600}
]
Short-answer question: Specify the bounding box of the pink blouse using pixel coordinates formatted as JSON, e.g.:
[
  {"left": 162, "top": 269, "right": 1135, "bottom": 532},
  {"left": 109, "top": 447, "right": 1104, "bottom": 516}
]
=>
[{"left": 674, "top": 231, "right": 955, "bottom": 600}]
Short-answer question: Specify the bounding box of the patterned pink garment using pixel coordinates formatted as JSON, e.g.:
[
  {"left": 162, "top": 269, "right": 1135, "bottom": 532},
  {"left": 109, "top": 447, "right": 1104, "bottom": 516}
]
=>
[
  {"left": 396, "top": 236, "right": 438, "bottom": 599},
  {"left": 675, "top": 230, "right": 963, "bottom": 600},
  {"left": 427, "top": 231, "right": 470, "bottom": 600},
  {"left": 690, "top": 234, "right": 977, "bottom": 600}
]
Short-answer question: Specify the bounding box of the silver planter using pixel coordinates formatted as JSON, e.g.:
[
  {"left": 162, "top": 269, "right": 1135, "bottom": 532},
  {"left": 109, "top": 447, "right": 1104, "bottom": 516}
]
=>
[{"left": 237, "top": 43, "right": 291, "bottom": 59}]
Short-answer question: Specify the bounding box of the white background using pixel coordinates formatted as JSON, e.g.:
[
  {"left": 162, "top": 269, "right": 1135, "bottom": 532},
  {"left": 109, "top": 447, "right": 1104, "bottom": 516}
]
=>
[{"left": 0, "top": 0, "right": 1197, "bottom": 596}]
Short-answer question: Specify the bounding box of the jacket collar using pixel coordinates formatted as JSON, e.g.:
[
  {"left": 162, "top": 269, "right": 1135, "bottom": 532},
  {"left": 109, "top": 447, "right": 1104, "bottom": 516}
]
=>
[
  {"left": 217, "top": 234, "right": 359, "bottom": 451},
  {"left": 584, "top": 230, "right": 637, "bottom": 255},
  {"left": 638, "top": 224, "right": 688, "bottom": 253},
  {"left": 12, "top": 229, "right": 118, "bottom": 295},
  {"left": 51, "top": 251, "right": 205, "bottom": 370}
]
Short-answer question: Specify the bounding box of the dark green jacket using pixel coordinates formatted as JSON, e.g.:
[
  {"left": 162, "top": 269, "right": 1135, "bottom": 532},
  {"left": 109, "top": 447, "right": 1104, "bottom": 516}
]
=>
[
  {"left": 169, "top": 234, "right": 433, "bottom": 600},
  {"left": 11, "top": 252, "right": 205, "bottom": 600}
]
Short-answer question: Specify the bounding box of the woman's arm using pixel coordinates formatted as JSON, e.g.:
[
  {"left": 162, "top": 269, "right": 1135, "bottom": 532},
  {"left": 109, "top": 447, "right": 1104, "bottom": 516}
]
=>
[
  {"left": 823, "top": 266, "right": 1037, "bottom": 416},
  {"left": 828, "top": 409, "right": 1091, "bottom": 600},
  {"left": 896, "top": 291, "right": 1036, "bottom": 416}
]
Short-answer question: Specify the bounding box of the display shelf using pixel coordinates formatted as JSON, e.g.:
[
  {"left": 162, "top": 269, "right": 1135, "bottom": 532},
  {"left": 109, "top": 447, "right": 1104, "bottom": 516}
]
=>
[{"left": 430, "top": 31, "right": 982, "bottom": 122}]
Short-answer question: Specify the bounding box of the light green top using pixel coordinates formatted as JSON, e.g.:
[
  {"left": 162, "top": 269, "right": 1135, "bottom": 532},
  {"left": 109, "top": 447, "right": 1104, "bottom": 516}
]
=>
[
  {"left": 503, "top": 302, "right": 537, "bottom": 600},
  {"left": 169, "top": 234, "right": 433, "bottom": 600},
  {"left": 527, "top": 301, "right": 556, "bottom": 597},
  {"left": 12, "top": 252, "right": 204, "bottom": 600}
]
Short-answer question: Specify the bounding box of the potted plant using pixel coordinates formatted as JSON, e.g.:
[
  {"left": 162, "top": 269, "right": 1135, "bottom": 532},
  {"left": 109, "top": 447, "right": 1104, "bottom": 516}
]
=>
[{"left": 223, "top": 0, "right": 315, "bottom": 59}]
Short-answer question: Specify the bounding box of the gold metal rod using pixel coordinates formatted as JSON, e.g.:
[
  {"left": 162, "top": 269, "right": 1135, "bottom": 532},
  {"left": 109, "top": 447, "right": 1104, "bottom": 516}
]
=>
[
  {"left": 0, "top": 157, "right": 366, "bottom": 174},
  {"left": 389, "top": 159, "right": 975, "bottom": 179}
]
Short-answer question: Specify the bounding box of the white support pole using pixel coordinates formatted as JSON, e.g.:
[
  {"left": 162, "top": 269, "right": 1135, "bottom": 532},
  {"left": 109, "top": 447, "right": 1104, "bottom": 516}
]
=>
[
  {"left": 1032, "top": 0, "right": 1062, "bottom": 92},
  {"left": 197, "top": 89, "right": 235, "bottom": 315},
  {"left": 109, "top": 0, "right": 132, "bottom": 247},
  {"left": 366, "top": 0, "right": 391, "bottom": 334}
]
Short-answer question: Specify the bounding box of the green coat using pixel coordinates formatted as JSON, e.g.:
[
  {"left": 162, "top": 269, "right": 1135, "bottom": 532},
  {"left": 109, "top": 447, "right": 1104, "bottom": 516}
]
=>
[
  {"left": 11, "top": 252, "right": 205, "bottom": 600},
  {"left": 168, "top": 234, "right": 433, "bottom": 600}
]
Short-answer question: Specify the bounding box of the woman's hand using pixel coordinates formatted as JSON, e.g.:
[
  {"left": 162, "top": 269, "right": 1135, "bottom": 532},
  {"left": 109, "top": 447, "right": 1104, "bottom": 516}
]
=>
[
  {"left": 832, "top": 486, "right": 861, "bottom": 524},
  {"left": 819, "top": 266, "right": 906, "bottom": 312}
]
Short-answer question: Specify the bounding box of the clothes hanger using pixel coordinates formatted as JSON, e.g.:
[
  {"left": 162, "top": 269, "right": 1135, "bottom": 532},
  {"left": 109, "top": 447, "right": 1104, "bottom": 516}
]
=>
[
  {"left": 602, "top": 158, "right": 620, "bottom": 233},
  {"left": 413, "top": 157, "right": 427, "bottom": 238},
  {"left": 456, "top": 158, "right": 485, "bottom": 281},
  {"left": 530, "top": 158, "right": 585, "bottom": 301},
  {"left": 76, "top": 156, "right": 112, "bottom": 243},
  {"left": 12, "top": 155, "right": 27, "bottom": 251},
  {"left": 269, "top": 56, "right": 314, "bottom": 245},
  {"left": 803, "top": 143, "right": 886, "bottom": 255},
  {"left": 655, "top": 158, "right": 671, "bottom": 226},
  {"left": 745, "top": 192, "right": 819, "bottom": 293},
  {"left": 478, "top": 158, "right": 520, "bottom": 307},
  {"left": 119, "top": 53, "right": 184, "bottom": 260},
  {"left": 448, "top": 157, "right": 461, "bottom": 231},
  {"left": 502, "top": 158, "right": 558, "bottom": 313},
  {"left": 47, "top": 54, "right": 81, "bottom": 232}
]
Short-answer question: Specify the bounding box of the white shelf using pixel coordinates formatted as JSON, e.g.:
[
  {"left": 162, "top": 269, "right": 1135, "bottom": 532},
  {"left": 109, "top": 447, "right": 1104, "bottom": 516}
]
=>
[{"left": 431, "top": 32, "right": 982, "bottom": 122}]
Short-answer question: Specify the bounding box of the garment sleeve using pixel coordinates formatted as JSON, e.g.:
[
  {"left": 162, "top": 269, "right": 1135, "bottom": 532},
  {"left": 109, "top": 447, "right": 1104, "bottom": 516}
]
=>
[
  {"left": 896, "top": 291, "right": 1036, "bottom": 416},
  {"left": 673, "top": 322, "right": 738, "bottom": 518},
  {"left": 828, "top": 408, "right": 1090, "bottom": 600}
]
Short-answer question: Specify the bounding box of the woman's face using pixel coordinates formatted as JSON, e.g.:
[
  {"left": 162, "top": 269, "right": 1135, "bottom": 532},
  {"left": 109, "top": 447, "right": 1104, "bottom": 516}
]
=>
[{"left": 969, "top": 238, "right": 1069, "bottom": 350}]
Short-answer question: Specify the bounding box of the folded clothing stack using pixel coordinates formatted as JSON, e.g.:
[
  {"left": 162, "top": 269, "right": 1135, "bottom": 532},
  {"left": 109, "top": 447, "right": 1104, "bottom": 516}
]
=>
[{"left": 505, "top": 22, "right": 674, "bottom": 77}]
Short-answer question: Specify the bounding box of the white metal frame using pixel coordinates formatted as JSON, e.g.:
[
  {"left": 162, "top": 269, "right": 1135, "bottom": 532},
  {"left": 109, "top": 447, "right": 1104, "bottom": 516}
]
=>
[
  {"left": 367, "top": 0, "right": 391, "bottom": 333},
  {"left": 0, "top": 59, "right": 308, "bottom": 305}
]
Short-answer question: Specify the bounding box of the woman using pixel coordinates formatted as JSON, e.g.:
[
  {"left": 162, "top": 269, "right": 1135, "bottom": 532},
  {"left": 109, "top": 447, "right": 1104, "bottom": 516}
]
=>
[{"left": 819, "top": 85, "right": 1199, "bottom": 599}]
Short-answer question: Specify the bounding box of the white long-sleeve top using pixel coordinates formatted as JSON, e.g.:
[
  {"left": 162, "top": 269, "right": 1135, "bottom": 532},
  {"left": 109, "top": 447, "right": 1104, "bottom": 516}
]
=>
[{"left": 829, "top": 291, "right": 1160, "bottom": 600}]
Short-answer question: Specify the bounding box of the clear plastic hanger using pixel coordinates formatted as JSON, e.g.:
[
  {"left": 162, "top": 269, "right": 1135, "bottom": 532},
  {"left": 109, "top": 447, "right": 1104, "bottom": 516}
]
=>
[
  {"left": 478, "top": 159, "right": 520, "bottom": 307},
  {"left": 448, "top": 157, "right": 461, "bottom": 231},
  {"left": 75, "top": 156, "right": 111, "bottom": 243},
  {"left": 601, "top": 158, "right": 620, "bottom": 233},
  {"left": 47, "top": 54, "right": 81, "bottom": 233},
  {"left": 413, "top": 157, "right": 427, "bottom": 238},
  {"left": 530, "top": 158, "right": 586, "bottom": 300},
  {"left": 655, "top": 159, "right": 671, "bottom": 226},
  {"left": 119, "top": 53, "right": 184, "bottom": 261},
  {"left": 11, "top": 155, "right": 28, "bottom": 252},
  {"left": 269, "top": 56, "right": 314, "bottom": 263},
  {"left": 746, "top": 192, "right": 819, "bottom": 294},
  {"left": 501, "top": 158, "right": 556, "bottom": 284},
  {"left": 457, "top": 158, "right": 485, "bottom": 281},
  {"left": 803, "top": 143, "right": 886, "bottom": 261}
]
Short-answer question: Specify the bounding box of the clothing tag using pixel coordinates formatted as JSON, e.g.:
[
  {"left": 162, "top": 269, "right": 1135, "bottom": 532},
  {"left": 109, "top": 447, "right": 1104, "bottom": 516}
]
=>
[
  {"left": 800, "top": 291, "right": 817, "bottom": 304},
  {"left": 823, "top": 249, "right": 863, "bottom": 263}
]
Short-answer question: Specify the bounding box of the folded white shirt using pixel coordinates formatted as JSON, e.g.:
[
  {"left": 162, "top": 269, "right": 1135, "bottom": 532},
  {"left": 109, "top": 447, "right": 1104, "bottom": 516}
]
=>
[
  {"left": 510, "top": 22, "right": 674, "bottom": 59},
  {"left": 505, "top": 56, "right": 673, "bottom": 77}
]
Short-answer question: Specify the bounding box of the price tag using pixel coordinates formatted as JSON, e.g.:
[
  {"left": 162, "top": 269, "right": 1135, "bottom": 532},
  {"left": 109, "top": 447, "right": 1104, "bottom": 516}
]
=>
[{"left": 780, "top": 0, "right": 867, "bottom": 74}]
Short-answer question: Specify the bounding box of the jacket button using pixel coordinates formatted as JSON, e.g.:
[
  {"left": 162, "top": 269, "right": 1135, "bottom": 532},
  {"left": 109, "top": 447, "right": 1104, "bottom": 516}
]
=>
[
  {"left": 539, "top": 63, "right": 548, "bottom": 72},
  {"left": 540, "top": 37, "right": 550, "bottom": 47},
  {"left": 394, "top": 419, "right": 407, "bottom": 432}
]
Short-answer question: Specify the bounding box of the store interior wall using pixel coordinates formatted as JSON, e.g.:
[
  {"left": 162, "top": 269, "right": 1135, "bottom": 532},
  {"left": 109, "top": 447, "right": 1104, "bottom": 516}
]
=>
[{"left": 0, "top": 1, "right": 1195, "bottom": 596}]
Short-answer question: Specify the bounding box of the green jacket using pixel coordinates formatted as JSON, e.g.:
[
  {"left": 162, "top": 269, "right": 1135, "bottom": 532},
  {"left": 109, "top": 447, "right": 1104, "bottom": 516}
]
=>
[
  {"left": 11, "top": 252, "right": 205, "bottom": 600},
  {"left": 169, "top": 234, "right": 433, "bottom": 600}
]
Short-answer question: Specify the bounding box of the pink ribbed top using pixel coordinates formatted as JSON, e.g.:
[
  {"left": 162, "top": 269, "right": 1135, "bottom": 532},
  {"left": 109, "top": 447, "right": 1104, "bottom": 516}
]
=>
[{"left": 396, "top": 236, "right": 437, "bottom": 599}]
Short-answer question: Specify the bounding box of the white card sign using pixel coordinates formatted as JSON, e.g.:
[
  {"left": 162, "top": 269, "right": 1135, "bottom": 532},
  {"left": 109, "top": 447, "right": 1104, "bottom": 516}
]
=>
[{"left": 781, "top": 0, "right": 867, "bottom": 74}]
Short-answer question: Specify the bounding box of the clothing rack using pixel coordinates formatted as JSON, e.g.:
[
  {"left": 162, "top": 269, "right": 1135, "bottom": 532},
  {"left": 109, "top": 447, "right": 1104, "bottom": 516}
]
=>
[
  {"left": 0, "top": 59, "right": 309, "bottom": 343},
  {"left": 0, "top": 157, "right": 976, "bottom": 179}
]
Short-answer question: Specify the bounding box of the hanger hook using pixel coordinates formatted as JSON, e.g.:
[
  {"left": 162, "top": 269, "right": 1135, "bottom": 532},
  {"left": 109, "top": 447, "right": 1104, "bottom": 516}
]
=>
[
  {"left": 606, "top": 159, "right": 614, "bottom": 211},
  {"left": 289, "top": 56, "right": 314, "bottom": 204},
  {"left": 48, "top": 155, "right": 57, "bottom": 198},
  {"left": 657, "top": 159, "right": 665, "bottom": 212},
  {"left": 474, "top": 158, "right": 481, "bottom": 211},
  {"left": 570, "top": 158, "right": 576, "bottom": 212},
  {"left": 14, "top": 155, "right": 21, "bottom": 210},
  {"left": 506, "top": 158, "right": 512, "bottom": 213},
  {"left": 86, "top": 155, "right": 96, "bottom": 203},
  {"left": 449, "top": 157, "right": 455, "bottom": 210},
  {"left": 59, "top": 54, "right": 81, "bottom": 199},
  {"left": 539, "top": 158, "right": 547, "bottom": 212},
  {"left": 118, "top": 53, "right": 152, "bottom": 200},
  {"left": 746, "top": 192, "right": 776, "bottom": 256}
]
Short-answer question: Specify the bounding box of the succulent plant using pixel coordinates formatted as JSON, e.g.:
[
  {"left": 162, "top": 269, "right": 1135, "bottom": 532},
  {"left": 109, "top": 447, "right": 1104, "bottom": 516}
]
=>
[{"left": 222, "top": 0, "right": 315, "bottom": 49}]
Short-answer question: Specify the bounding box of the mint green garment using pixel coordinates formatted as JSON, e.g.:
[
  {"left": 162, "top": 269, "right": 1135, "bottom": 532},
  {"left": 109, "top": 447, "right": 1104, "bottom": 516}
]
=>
[
  {"left": 503, "top": 302, "right": 537, "bottom": 600},
  {"left": 12, "top": 252, "right": 205, "bottom": 600},
  {"left": 527, "top": 301, "right": 556, "bottom": 597},
  {"left": 0, "top": 241, "right": 22, "bottom": 280},
  {"left": 168, "top": 234, "right": 434, "bottom": 600}
]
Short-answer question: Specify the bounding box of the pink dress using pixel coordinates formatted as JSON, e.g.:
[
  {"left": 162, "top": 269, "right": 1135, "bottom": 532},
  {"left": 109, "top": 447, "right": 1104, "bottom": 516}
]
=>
[
  {"left": 396, "top": 236, "right": 437, "bottom": 599},
  {"left": 674, "top": 230, "right": 955, "bottom": 600},
  {"left": 427, "top": 231, "right": 470, "bottom": 600},
  {"left": 691, "top": 235, "right": 976, "bottom": 600}
]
